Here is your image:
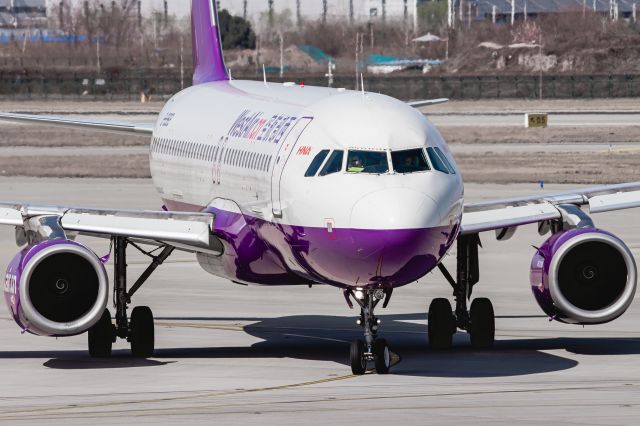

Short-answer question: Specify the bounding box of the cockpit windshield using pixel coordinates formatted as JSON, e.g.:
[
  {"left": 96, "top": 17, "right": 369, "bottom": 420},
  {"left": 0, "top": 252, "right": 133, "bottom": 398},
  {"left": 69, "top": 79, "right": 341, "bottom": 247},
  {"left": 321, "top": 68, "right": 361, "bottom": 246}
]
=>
[
  {"left": 347, "top": 150, "right": 389, "bottom": 174},
  {"left": 391, "top": 149, "right": 430, "bottom": 174}
]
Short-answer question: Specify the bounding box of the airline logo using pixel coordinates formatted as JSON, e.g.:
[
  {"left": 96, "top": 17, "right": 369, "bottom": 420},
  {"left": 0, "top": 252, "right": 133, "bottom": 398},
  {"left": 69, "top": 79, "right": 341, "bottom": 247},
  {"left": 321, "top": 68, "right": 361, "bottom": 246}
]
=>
[
  {"left": 228, "top": 110, "right": 297, "bottom": 144},
  {"left": 4, "top": 273, "right": 16, "bottom": 295}
]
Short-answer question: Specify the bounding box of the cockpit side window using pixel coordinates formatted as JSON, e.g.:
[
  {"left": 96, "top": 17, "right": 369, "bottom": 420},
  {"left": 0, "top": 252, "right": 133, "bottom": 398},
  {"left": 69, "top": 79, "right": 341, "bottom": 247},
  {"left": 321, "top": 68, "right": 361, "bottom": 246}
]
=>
[
  {"left": 347, "top": 150, "right": 389, "bottom": 174},
  {"left": 305, "top": 149, "right": 330, "bottom": 177},
  {"left": 434, "top": 147, "right": 456, "bottom": 174},
  {"left": 391, "top": 149, "right": 430, "bottom": 174},
  {"left": 426, "top": 147, "right": 450, "bottom": 174},
  {"left": 319, "top": 150, "right": 344, "bottom": 176}
]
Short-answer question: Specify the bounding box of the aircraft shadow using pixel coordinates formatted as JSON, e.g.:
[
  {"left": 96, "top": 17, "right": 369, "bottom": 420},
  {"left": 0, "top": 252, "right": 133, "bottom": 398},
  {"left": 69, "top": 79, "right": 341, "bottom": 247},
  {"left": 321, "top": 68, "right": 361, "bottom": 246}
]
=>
[
  {"left": 10, "top": 313, "right": 637, "bottom": 375},
  {"left": 154, "top": 313, "right": 640, "bottom": 378}
]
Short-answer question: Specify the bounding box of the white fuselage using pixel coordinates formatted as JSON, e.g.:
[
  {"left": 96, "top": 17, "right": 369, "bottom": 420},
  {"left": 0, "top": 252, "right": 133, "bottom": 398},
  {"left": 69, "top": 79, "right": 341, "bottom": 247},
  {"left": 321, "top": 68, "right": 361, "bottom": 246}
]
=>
[{"left": 149, "top": 80, "right": 464, "bottom": 288}]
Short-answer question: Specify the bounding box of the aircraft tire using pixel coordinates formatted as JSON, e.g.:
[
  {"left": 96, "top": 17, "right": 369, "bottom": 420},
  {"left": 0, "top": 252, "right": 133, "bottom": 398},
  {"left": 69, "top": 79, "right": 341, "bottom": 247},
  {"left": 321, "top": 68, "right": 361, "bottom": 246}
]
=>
[
  {"left": 88, "top": 308, "right": 114, "bottom": 358},
  {"left": 469, "top": 298, "right": 495, "bottom": 348},
  {"left": 373, "top": 338, "right": 391, "bottom": 374},
  {"left": 130, "top": 306, "right": 155, "bottom": 358},
  {"left": 428, "top": 298, "right": 455, "bottom": 349},
  {"left": 350, "top": 339, "right": 366, "bottom": 375}
]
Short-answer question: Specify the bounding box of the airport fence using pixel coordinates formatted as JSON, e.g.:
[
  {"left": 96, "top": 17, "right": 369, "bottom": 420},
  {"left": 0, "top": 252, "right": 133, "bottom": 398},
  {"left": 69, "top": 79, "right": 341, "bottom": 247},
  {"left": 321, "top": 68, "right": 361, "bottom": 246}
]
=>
[{"left": 0, "top": 71, "right": 639, "bottom": 101}]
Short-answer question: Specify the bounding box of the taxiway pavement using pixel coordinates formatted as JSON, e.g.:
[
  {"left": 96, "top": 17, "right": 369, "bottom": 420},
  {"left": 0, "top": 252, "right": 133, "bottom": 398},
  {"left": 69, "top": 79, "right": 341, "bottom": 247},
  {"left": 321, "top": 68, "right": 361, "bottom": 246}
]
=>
[{"left": 0, "top": 178, "right": 638, "bottom": 425}]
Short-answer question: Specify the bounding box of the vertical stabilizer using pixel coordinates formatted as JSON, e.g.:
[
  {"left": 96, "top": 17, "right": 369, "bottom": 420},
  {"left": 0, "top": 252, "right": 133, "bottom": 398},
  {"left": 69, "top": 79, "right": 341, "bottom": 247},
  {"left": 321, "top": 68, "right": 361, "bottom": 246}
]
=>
[{"left": 192, "top": 0, "right": 229, "bottom": 84}]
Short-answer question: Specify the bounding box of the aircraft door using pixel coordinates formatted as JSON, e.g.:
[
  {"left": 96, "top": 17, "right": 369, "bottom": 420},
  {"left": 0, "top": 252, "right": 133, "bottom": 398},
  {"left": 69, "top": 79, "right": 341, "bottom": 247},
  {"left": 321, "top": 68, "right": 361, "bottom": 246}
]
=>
[
  {"left": 212, "top": 136, "right": 229, "bottom": 185},
  {"left": 271, "top": 117, "right": 313, "bottom": 217}
]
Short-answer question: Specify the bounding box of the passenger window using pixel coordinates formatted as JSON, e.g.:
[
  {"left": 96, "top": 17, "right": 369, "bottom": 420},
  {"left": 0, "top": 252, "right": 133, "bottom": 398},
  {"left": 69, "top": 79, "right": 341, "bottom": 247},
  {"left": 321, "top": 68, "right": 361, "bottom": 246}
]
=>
[
  {"left": 391, "top": 149, "right": 430, "bottom": 174},
  {"left": 347, "top": 150, "right": 388, "bottom": 174},
  {"left": 426, "top": 147, "right": 450, "bottom": 174},
  {"left": 319, "top": 150, "right": 344, "bottom": 176},
  {"left": 435, "top": 147, "right": 456, "bottom": 174},
  {"left": 305, "top": 149, "right": 330, "bottom": 177}
]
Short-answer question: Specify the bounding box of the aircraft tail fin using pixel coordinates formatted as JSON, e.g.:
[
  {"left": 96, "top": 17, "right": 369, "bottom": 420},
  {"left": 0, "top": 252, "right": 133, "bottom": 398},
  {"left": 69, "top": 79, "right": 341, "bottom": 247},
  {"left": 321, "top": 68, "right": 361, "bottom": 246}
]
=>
[{"left": 192, "top": 0, "right": 229, "bottom": 84}]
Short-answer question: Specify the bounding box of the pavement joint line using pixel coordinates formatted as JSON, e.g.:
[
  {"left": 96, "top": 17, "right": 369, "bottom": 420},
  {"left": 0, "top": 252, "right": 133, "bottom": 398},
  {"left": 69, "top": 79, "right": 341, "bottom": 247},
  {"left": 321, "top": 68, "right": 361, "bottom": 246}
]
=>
[
  {"left": 423, "top": 111, "right": 640, "bottom": 116},
  {"left": 0, "top": 373, "right": 360, "bottom": 418},
  {"left": 0, "top": 382, "right": 633, "bottom": 420}
]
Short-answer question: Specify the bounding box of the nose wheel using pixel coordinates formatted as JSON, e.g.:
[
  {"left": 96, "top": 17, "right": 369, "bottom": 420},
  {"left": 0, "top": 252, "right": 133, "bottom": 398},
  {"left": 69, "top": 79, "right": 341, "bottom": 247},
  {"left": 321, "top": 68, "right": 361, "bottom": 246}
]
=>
[{"left": 346, "top": 288, "right": 393, "bottom": 375}]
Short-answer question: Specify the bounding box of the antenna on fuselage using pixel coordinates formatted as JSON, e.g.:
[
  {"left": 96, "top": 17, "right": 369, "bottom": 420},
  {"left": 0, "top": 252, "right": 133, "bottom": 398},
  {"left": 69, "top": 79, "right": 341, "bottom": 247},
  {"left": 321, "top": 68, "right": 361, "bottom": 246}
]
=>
[
  {"left": 263, "top": 65, "right": 268, "bottom": 87},
  {"left": 228, "top": 68, "right": 232, "bottom": 80},
  {"left": 360, "top": 73, "right": 365, "bottom": 97}
]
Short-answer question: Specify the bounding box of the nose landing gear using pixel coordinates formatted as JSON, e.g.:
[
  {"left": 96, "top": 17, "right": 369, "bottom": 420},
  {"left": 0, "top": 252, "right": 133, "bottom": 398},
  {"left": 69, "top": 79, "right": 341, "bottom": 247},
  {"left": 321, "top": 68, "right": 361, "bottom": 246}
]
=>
[{"left": 346, "top": 288, "right": 392, "bottom": 375}]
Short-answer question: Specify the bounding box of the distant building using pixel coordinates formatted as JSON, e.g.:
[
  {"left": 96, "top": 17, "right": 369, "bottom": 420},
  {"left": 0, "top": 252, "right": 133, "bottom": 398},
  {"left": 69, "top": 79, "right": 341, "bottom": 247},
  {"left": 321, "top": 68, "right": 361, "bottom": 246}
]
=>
[
  {"left": 218, "top": 0, "right": 422, "bottom": 23},
  {"left": 0, "top": 0, "right": 46, "bottom": 28},
  {"left": 472, "top": 0, "right": 637, "bottom": 23}
]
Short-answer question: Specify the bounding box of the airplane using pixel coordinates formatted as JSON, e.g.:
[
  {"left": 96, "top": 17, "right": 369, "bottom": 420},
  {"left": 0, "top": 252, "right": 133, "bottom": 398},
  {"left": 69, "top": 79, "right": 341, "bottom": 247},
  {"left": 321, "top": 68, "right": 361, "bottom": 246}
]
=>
[{"left": 0, "top": 0, "right": 639, "bottom": 375}]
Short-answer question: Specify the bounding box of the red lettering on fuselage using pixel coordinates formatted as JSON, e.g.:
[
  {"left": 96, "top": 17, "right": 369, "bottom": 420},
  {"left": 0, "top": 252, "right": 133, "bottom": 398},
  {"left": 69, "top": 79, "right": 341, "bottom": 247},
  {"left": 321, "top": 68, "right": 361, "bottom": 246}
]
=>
[{"left": 296, "top": 146, "right": 311, "bottom": 155}]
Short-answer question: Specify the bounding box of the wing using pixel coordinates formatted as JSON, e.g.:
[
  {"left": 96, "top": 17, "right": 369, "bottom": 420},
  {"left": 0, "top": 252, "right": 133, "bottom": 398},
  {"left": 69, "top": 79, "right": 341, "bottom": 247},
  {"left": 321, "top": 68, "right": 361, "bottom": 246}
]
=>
[
  {"left": 461, "top": 182, "right": 640, "bottom": 235},
  {"left": 0, "top": 112, "right": 154, "bottom": 136},
  {"left": 0, "top": 202, "right": 221, "bottom": 254},
  {"left": 407, "top": 98, "right": 449, "bottom": 108},
  {"left": 0, "top": 114, "right": 221, "bottom": 253}
]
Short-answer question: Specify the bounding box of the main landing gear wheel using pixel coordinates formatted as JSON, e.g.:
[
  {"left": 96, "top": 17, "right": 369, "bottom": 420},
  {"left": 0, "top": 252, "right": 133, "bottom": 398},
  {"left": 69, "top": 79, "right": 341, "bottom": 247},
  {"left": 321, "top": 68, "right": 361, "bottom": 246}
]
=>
[
  {"left": 88, "top": 309, "right": 115, "bottom": 358},
  {"left": 373, "top": 338, "right": 391, "bottom": 374},
  {"left": 428, "top": 298, "right": 455, "bottom": 349},
  {"left": 469, "top": 298, "right": 495, "bottom": 348},
  {"left": 129, "top": 306, "right": 155, "bottom": 358},
  {"left": 350, "top": 339, "right": 367, "bottom": 375},
  {"left": 97, "top": 236, "right": 172, "bottom": 359}
]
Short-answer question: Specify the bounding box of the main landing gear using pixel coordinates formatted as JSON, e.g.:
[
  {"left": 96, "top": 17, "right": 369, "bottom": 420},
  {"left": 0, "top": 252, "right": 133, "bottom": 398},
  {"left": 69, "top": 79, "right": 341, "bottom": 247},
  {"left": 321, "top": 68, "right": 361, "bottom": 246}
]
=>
[
  {"left": 88, "top": 236, "right": 174, "bottom": 358},
  {"left": 345, "top": 288, "right": 393, "bottom": 375},
  {"left": 430, "top": 234, "right": 495, "bottom": 349}
]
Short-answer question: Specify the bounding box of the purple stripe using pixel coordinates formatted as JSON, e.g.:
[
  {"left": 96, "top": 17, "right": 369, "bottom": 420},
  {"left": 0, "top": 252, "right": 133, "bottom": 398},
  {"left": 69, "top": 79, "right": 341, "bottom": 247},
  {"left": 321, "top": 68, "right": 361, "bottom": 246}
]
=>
[
  {"left": 192, "top": 0, "right": 229, "bottom": 84},
  {"left": 163, "top": 199, "right": 455, "bottom": 288}
]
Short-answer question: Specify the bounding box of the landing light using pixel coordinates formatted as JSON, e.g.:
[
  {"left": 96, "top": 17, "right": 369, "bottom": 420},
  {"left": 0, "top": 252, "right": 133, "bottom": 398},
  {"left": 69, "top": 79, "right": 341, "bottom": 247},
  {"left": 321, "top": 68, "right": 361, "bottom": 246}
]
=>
[{"left": 354, "top": 289, "right": 364, "bottom": 300}]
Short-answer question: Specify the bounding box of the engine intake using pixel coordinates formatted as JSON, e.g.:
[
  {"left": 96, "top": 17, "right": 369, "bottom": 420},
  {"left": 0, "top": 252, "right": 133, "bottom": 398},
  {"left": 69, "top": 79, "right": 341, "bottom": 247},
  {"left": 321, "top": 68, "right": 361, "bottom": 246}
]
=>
[
  {"left": 4, "top": 240, "right": 108, "bottom": 336},
  {"left": 530, "top": 228, "right": 636, "bottom": 324}
]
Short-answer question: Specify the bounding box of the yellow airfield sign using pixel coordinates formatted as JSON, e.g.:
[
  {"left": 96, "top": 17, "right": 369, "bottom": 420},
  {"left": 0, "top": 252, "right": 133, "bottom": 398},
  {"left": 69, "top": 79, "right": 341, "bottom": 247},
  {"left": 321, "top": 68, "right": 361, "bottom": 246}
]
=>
[{"left": 525, "top": 113, "right": 548, "bottom": 128}]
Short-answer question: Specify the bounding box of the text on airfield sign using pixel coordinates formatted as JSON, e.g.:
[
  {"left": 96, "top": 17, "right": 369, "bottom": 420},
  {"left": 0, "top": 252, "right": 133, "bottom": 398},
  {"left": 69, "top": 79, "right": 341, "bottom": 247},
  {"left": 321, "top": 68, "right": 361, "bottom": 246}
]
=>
[{"left": 525, "top": 113, "right": 548, "bottom": 128}]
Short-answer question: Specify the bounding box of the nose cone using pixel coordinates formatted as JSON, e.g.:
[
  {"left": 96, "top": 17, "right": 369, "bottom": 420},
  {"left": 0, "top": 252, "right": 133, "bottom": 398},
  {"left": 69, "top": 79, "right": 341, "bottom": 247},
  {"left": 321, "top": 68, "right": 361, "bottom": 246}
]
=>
[
  {"left": 300, "top": 188, "right": 453, "bottom": 288},
  {"left": 350, "top": 188, "right": 442, "bottom": 230}
]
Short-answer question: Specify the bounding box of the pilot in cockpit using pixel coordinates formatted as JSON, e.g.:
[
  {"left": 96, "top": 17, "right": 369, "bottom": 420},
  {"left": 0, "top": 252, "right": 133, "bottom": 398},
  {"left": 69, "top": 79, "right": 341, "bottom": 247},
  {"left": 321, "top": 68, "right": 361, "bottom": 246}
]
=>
[{"left": 348, "top": 156, "right": 364, "bottom": 173}]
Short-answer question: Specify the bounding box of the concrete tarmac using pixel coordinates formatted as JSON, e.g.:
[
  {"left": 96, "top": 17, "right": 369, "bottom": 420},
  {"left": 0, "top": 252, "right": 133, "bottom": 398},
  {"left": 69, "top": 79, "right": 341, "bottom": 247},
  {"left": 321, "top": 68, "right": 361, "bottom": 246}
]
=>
[
  {"left": 0, "top": 178, "right": 638, "bottom": 425},
  {"left": 428, "top": 113, "right": 640, "bottom": 127}
]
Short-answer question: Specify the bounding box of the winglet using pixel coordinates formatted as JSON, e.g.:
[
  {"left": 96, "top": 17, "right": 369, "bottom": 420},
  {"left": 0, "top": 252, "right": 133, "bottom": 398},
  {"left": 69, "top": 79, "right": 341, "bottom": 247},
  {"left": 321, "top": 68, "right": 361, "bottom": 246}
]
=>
[{"left": 192, "top": 0, "right": 229, "bottom": 85}]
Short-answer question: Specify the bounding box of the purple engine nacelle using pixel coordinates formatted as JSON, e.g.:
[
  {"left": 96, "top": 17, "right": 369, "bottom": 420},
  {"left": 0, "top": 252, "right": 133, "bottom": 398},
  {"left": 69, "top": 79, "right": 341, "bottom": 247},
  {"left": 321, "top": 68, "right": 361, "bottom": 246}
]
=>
[
  {"left": 530, "top": 228, "right": 637, "bottom": 324},
  {"left": 3, "top": 239, "right": 108, "bottom": 336}
]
